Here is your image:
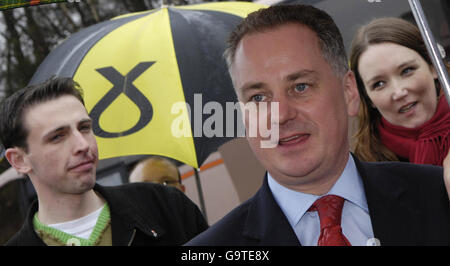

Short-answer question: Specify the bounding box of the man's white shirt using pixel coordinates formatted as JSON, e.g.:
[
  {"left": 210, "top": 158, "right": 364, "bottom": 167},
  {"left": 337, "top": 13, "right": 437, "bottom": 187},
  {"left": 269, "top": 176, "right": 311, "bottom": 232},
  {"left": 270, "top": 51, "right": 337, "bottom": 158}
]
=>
[{"left": 268, "top": 154, "right": 375, "bottom": 246}]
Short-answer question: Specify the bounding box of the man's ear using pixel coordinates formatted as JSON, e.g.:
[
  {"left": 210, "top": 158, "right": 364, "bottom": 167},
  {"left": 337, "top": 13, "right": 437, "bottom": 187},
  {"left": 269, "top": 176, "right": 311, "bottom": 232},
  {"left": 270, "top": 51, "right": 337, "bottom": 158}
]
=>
[
  {"left": 5, "top": 147, "right": 31, "bottom": 175},
  {"left": 343, "top": 71, "right": 360, "bottom": 117}
]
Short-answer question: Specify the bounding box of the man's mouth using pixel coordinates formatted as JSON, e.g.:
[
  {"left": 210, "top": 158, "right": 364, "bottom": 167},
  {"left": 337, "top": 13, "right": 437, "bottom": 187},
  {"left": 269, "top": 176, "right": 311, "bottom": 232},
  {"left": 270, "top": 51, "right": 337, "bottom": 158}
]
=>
[
  {"left": 68, "top": 159, "right": 95, "bottom": 172},
  {"left": 399, "top": 101, "right": 417, "bottom": 113},
  {"left": 278, "top": 133, "right": 310, "bottom": 146}
]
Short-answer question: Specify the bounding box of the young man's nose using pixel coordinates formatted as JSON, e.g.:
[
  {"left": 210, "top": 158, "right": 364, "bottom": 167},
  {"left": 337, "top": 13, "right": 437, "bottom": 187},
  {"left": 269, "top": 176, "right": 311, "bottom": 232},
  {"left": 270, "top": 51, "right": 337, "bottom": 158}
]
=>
[{"left": 72, "top": 131, "right": 90, "bottom": 154}]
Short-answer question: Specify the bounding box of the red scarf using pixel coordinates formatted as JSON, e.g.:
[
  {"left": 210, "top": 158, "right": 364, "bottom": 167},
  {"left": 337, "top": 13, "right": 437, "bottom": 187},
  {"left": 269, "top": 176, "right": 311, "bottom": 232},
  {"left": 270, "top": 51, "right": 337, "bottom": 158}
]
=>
[{"left": 378, "top": 96, "right": 450, "bottom": 166}]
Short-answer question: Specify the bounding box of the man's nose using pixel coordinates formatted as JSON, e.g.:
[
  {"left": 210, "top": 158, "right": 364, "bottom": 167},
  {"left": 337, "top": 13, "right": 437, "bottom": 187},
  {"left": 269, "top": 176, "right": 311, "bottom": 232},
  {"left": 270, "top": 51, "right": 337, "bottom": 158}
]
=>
[
  {"left": 271, "top": 93, "right": 297, "bottom": 125},
  {"left": 72, "top": 131, "right": 90, "bottom": 154}
]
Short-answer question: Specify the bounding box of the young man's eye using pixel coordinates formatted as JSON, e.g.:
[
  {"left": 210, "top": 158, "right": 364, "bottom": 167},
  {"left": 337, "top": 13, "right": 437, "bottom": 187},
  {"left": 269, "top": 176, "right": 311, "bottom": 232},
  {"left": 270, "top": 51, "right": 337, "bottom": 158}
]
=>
[
  {"left": 80, "top": 126, "right": 91, "bottom": 131},
  {"left": 50, "top": 134, "right": 64, "bottom": 142},
  {"left": 79, "top": 123, "right": 92, "bottom": 132}
]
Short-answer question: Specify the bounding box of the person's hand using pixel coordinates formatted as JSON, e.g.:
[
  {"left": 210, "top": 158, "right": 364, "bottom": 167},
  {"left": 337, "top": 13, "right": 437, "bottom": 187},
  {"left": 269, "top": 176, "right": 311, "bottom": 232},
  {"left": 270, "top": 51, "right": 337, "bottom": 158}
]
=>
[{"left": 444, "top": 151, "right": 450, "bottom": 200}]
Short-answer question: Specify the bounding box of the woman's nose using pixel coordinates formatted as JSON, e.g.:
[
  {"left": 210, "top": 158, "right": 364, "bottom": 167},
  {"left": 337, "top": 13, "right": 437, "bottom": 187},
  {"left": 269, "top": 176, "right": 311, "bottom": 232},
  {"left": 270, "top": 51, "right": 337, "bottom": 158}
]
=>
[{"left": 391, "top": 81, "right": 408, "bottom": 101}]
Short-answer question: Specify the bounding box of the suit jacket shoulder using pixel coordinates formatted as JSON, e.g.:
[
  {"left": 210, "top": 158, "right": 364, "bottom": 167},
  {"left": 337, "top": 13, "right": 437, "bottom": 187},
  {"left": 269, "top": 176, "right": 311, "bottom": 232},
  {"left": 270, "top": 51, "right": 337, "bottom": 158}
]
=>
[
  {"left": 188, "top": 158, "right": 449, "bottom": 246},
  {"left": 355, "top": 158, "right": 450, "bottom": 246},
  {"left": 186, "top": 197, "right": 253, "bottom": 246},
  {"left": 186, "top": 177, "right": 299, "bottom": 246}
]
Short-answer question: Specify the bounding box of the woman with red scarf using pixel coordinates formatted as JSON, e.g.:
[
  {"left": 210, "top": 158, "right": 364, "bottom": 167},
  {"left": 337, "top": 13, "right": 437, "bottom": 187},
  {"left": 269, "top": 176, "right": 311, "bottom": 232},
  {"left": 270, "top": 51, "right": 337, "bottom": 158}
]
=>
[
  {"left": 350, "top": 17, "right": 450, "bottom": 167},
  {"left": 350, "top": 18, "right": 450, "bottom": 198}
]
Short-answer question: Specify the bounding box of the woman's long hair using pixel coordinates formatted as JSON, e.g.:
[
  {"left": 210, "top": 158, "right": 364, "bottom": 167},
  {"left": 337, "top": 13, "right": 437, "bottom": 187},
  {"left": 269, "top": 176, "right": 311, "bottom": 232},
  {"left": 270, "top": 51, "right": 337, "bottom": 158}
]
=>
[{"left": 349, "top": 17, "right": 450, "bottom": 162}]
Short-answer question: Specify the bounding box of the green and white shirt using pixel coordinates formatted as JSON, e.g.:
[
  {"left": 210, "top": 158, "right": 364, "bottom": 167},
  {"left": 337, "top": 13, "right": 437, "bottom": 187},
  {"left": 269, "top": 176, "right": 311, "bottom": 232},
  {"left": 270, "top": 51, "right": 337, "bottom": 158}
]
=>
[{"left": 33, "top": 203, "right": 112, "bottom": 246}]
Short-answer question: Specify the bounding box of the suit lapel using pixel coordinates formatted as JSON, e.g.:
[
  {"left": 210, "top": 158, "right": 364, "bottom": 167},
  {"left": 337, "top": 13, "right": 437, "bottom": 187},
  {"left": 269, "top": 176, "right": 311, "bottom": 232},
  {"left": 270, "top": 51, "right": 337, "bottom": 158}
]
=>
[
  {"left": 242, "top": 175, "right": 301, "bottom": 246},
  {"left": 354, "top": 157, "right": 423, "bottom": 245}
]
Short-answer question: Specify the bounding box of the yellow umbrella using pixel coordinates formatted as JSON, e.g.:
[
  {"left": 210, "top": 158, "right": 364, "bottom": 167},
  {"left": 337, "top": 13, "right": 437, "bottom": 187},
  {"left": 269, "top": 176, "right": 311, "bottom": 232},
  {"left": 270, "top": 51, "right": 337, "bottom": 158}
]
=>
[{"left": 29, "top": 2, "right": 267, "bottom": 169}]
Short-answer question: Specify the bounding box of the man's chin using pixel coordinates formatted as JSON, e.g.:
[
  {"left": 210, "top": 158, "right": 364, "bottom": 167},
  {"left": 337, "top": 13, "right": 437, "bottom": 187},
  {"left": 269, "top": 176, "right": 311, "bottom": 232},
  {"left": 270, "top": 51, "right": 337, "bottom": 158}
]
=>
[
  {"left": 71, "top": 181, "right": 96, "bottom": 195},
  {"left": 269, "top": 157, "right": 319, "bottom": 179},
  {"left": 71, "top": 173, "right": 96, "bottom": 192}
]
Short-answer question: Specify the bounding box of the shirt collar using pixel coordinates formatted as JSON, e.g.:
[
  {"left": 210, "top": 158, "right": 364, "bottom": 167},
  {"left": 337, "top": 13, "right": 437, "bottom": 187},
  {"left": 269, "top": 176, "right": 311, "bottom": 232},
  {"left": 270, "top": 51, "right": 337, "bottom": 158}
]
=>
[{"left": 267, "top": 154, "right": 368, "bottom": 228}]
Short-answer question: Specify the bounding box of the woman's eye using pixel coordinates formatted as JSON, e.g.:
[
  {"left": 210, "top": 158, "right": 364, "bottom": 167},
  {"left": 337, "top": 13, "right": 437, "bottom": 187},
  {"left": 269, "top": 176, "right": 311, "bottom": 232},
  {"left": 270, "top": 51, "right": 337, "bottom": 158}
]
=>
[
  {"left": 401, "top": 66, "right": 415, "bottom": 76},
  {"left": 372, "top": 80, "right": 386, "bottom": 90}
]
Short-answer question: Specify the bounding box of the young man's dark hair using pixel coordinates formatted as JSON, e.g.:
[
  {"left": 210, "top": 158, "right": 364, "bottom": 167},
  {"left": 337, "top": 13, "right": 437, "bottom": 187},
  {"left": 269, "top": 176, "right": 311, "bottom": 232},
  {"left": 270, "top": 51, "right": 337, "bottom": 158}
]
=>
[{"left": 0, "top": 77, "right": 84, "bottom": 151}]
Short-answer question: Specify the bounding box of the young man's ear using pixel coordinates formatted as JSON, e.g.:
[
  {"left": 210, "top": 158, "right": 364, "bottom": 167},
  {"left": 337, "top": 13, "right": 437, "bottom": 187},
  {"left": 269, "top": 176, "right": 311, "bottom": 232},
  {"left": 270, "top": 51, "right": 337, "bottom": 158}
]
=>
[{"left": 5, "top": 147, "right": 31, "bottom": 175}]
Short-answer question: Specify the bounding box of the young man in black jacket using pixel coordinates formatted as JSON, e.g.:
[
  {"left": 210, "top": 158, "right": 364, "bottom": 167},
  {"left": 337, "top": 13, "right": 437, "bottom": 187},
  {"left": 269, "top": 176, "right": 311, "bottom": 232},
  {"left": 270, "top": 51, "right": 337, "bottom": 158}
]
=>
[{"left": 1, "top": 77, "right": 207, "bottom": 246}]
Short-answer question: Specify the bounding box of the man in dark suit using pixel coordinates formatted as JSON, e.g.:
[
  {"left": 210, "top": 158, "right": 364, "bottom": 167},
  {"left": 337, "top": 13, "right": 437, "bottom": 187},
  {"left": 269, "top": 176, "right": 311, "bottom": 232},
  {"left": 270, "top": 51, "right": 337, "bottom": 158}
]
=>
[{"left": 186, "top": 5, "right": 450, "bottom": 246}]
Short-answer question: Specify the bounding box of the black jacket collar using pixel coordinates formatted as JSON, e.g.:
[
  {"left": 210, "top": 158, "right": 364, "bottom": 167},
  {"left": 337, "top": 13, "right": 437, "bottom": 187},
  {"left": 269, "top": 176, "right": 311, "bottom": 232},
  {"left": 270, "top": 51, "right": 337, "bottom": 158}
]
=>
[
  {"left": 94, "top": 184, "right": 163, "bottom": 245},
  {"left": 9, "top": 184, "right": 162, "bottom": 246}
]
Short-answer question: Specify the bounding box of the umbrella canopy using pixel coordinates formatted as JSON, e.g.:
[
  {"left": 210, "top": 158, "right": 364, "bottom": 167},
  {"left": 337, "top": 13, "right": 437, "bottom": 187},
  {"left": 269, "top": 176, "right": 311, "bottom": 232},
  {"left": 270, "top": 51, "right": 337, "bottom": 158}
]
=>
[{"left": 29, "top": 2, "right": 266, "bottom": 168}]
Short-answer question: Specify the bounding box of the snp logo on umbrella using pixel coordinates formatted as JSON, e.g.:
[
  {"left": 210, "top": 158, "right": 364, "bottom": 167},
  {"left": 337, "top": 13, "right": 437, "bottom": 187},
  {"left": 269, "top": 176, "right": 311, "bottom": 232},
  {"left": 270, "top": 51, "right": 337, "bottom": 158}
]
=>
[
  {"left": 89, "top": 62, "right": 154, "bottom": 138},
  {"left": 171, "top": 95, "right": 280, "bottom": 149}
]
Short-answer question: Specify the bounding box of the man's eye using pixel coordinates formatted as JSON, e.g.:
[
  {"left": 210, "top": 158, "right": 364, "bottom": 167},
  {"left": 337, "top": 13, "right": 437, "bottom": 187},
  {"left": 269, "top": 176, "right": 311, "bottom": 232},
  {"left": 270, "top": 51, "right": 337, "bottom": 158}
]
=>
[
  {"left": 294, "top": 83, "right": 309, "bottom": 93},
  {"left": 251, "top": 94, "right": 265, "bottom": 102},
  {"left": 80, "top": 124, "right": 92, "bottom": 132},
  {"left": 50, "top": 134, "right": 64, "bottom": 142}
]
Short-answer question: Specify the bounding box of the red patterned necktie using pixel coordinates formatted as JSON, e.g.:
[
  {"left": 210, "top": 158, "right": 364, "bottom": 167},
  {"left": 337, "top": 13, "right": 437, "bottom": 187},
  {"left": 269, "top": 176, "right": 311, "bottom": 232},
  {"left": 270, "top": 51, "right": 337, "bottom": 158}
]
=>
[{"left": 308, "top": 195, "right": 351, "bottom": 246}]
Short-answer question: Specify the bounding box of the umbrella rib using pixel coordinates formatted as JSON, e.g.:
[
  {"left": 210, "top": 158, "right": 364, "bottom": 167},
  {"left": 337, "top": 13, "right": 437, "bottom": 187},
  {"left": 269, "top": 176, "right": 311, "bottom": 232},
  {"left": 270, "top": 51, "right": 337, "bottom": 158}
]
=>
[{"left": 55, "top": 26, "right": 108, "bottom": 76}]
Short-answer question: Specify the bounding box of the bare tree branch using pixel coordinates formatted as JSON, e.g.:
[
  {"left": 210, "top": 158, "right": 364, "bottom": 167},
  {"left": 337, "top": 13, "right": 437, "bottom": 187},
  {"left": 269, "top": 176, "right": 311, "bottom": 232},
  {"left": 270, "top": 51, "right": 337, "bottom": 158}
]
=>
[
  {"left": 59, "top": 3, "right": 79, "bottom": 31},
  {"left": 24, "top": 8, "right": 50, "bottom": 64},
  {"left": 35, "top": 6, "right": 68, "bottom": 40},
  {"left": 87, "top": 0, "right": 100, "bottom": 22}
]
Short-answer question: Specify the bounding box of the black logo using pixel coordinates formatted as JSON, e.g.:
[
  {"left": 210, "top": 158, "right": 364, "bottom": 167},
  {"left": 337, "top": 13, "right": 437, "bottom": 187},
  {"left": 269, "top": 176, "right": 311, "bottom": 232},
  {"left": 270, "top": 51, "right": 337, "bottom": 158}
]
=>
[{"left": 89, "top": 62, "right": 155, "bottom": 138}]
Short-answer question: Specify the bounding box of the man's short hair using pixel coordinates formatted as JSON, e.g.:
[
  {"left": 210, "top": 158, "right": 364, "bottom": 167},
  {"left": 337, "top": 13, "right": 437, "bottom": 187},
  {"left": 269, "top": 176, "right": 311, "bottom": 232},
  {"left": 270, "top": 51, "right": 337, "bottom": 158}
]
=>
[
  {"left": 224, "top": 4, "right": 349, "bottom": 78},
  {"left": 0, "top": 76, "right": 85, "bottom": 151}
]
